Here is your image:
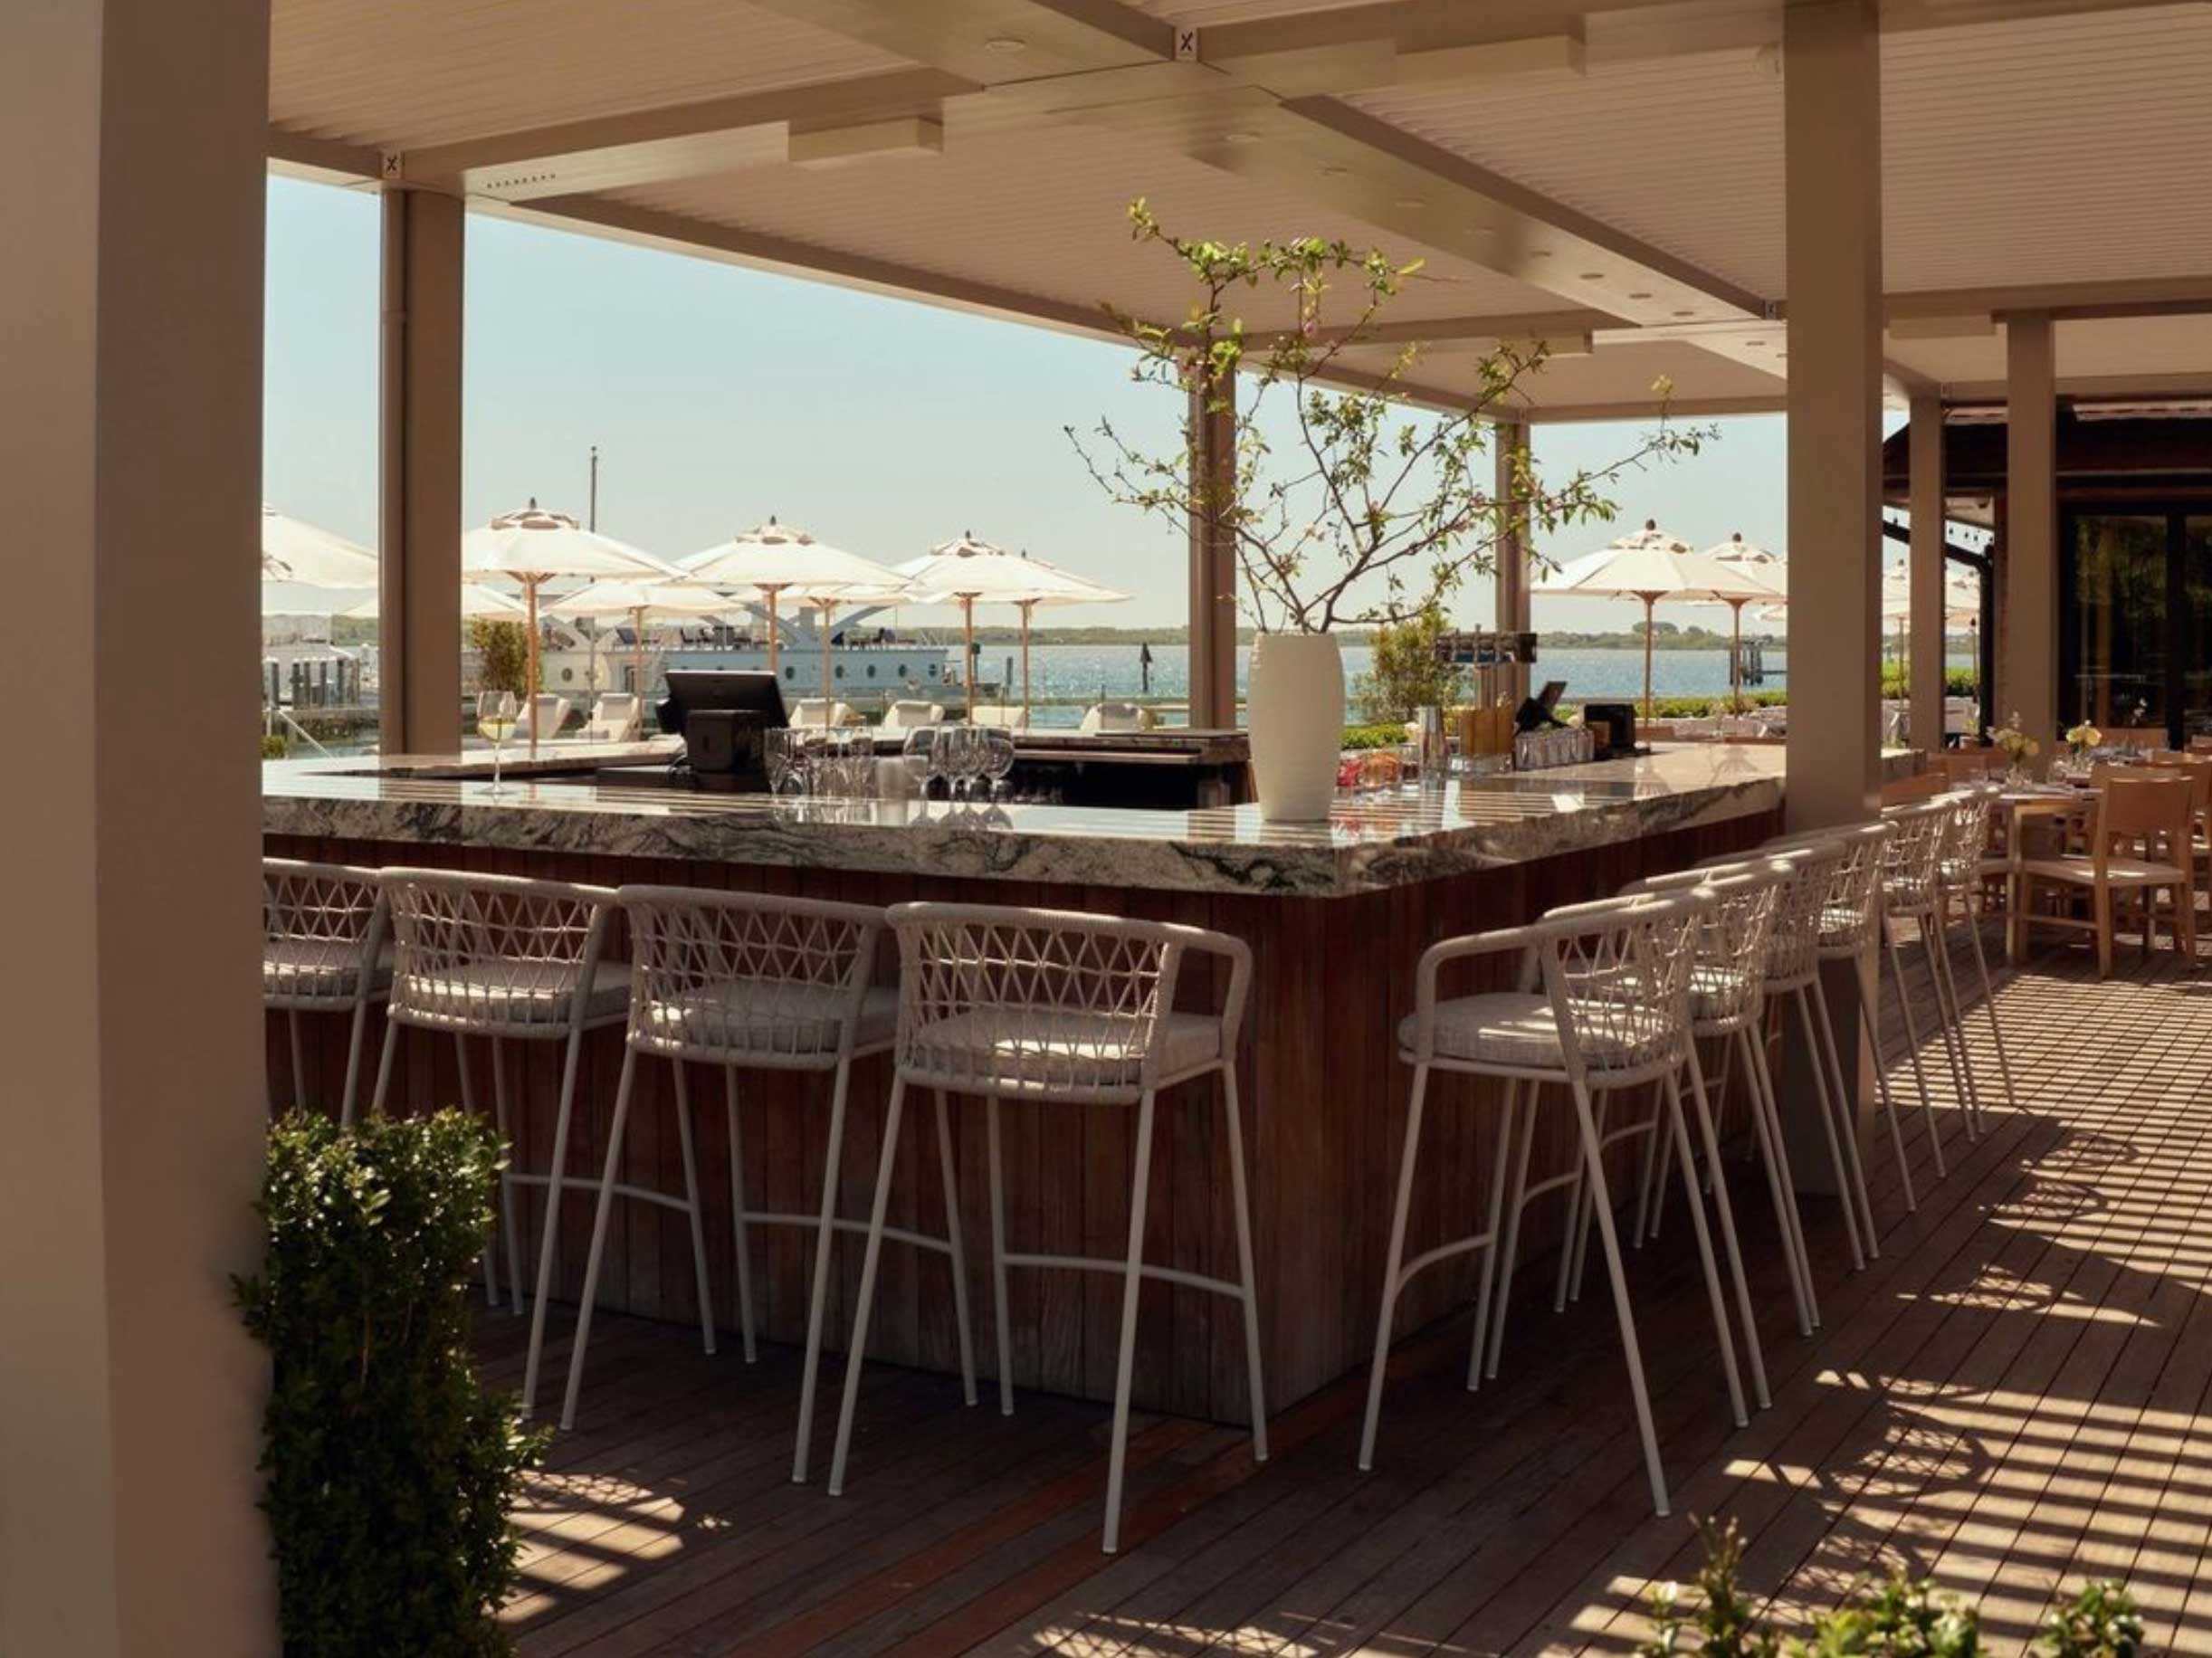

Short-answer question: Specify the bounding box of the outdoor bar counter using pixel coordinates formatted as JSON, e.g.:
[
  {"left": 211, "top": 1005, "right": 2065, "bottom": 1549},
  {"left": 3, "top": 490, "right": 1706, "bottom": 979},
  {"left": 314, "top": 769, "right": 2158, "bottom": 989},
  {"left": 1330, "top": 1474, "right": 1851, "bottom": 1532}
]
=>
[{"left": 264, "top": 741, "right": 1795, "bottom": 1421}]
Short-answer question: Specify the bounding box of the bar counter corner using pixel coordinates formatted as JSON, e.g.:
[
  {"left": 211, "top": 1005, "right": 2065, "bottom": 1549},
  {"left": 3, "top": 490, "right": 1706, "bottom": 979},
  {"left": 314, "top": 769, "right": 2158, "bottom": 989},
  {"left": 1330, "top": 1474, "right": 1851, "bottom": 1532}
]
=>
[{"left": 265, "top": 741, "right": 1788, "bottom": 1423}]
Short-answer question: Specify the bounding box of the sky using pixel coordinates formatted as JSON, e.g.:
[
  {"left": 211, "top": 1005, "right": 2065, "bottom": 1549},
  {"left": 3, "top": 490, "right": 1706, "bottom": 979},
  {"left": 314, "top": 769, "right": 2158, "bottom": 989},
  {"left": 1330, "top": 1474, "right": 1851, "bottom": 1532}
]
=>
[{"left": 265, "top": 174, "right": 1829, "bottom": 634}]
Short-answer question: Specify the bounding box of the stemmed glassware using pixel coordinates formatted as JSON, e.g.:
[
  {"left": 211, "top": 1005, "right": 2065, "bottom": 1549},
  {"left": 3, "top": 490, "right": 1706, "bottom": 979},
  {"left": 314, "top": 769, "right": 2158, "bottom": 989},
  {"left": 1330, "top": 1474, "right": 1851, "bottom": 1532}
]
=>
[
  {"left": 476, "top": 691, "right": 518, "bottom": 796},
  {"left": 901, "top": 727, "right": 939, "bottom": 800},
  {"left": 982, "top": 728, "right": 1017, "bottom": 801},
  {"left": 766, "top": 729, "right": 805, "bottom": 796},
  {"left": 948, "top": 725, "right": 987, "bottom": 803}
]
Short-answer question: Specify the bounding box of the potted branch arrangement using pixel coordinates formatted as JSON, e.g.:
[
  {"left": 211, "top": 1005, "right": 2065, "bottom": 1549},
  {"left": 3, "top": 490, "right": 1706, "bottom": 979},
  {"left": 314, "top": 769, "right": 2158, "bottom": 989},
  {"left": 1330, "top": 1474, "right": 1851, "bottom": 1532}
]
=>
[{"left": 1071, "top": 199, "right": 1711, "bottom": 821}]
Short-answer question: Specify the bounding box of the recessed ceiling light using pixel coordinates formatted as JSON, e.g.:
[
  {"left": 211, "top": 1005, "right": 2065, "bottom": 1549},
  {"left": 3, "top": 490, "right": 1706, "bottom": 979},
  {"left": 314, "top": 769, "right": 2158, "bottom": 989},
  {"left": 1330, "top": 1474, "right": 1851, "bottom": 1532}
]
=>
[
  {"left": 983, "top": 34, "right": 1026, "bottom": 52},
  {"left": 1319, "top": 164, "right": 1349, "bottom": 179},
  {"left": 1394, "top": 195, "right": 1426, "bottom": 209},
  {"left": 1745, "top": 338, "right": 1766, "bottom": 347},
  {"left": 1471, "top": 226, "right": 1497, "bottom": 239},
  {"left": 1530, "top": 248, "right": 1553, "bottom": 260},
  {"left": 1628, "top": 290, "right": 1653, "bottom": 300},
  {"left": 1672, "top": 308, "right": 1695, "bottom": 318},
  {"left": 1223, "top": 129, "right": 1261, "bottom": 145},
  {"left": 1578, "top": 271, "right": 1605, "bottom": 281}
]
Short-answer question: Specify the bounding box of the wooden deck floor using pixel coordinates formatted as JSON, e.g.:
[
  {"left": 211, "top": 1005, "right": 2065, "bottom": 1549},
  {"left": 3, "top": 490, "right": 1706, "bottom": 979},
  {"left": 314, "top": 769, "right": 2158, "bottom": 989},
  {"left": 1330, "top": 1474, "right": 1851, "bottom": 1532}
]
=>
[{"left": 480, "top": 927, "right": 2212, "bottom": 1657}]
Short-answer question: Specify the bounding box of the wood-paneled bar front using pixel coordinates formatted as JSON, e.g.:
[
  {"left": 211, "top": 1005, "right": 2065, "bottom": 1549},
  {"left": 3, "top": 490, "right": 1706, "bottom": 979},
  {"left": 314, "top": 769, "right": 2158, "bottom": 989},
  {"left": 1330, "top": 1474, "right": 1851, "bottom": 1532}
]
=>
[{"left": 264, "top": 744, "right": 1786, "bottom": 1422}]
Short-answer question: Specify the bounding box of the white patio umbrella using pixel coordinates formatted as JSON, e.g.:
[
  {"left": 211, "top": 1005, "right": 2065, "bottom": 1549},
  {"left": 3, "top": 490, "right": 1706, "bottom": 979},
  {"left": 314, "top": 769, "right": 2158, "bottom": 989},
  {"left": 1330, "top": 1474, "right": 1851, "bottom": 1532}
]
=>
[
  {"left": 544, "top": 577, "right": 739, "bottom": 701},
  {"left": 894, "top": 533, "right": 1130, "bottom": 722},
  {"left": 1537, "top": 520, "right": 1779, "bottom": 719},
  {"left": 338, "top": 585, "right": 527, "bottom": 622},
  {"left": 462, "top": 500, "right": 677, "bottom": 743},
  {"left": 683, "top": 519, "right": 909, "bottom": 720},
  {"left": 1698, "top": 532, "right": 1787, "bottom": 710},
  {"left": 260, "top": 503, "right": 378, "bottom": 588}
]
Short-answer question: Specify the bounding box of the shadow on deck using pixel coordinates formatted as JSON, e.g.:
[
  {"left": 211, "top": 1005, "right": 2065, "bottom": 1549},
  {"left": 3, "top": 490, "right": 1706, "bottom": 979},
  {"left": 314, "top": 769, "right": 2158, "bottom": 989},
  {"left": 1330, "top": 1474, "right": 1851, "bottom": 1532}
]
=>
[{"left": 481, "top": 927, "right": 2212, "bottom": 1657}]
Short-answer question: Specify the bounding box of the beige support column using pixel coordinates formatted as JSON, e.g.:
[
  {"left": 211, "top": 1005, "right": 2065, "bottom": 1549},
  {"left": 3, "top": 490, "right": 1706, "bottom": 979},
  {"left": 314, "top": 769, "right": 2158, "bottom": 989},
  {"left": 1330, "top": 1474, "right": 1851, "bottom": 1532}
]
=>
[
  {"left": 1781, "top": 0, "right": 1884, "bottom": 1189},
  {"left": 0, "top": 0, "right": 276, "bottom": 1651},
  {"left": 1908, "top": 393, "right": 1949, "bottom": 753},
  {"left": 378, "top": 187, "right": 466, "bottom": 754},
  {"left": 1493, "top": 419, "right": 1533, "bottom": 705},
  {"left": 1782, "top": 0, "right": 1884, "bottom": 831},
  {"left": 2003, "top": 313, "right": 2058, "bottom": 751},
  {"left": 1187, "top": 366, "right": 1238, "bottom": 729}
]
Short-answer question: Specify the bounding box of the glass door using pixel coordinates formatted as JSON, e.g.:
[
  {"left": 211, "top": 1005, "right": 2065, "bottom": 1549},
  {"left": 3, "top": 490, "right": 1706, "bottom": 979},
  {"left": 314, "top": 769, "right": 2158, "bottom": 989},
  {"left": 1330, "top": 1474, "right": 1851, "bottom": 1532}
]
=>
[
  {"left": 2063, "top": 513, "right": 2169, "bottom": 731},
  {"left": 2184, "top": 517, "right": 2212, "bottom": 746}
]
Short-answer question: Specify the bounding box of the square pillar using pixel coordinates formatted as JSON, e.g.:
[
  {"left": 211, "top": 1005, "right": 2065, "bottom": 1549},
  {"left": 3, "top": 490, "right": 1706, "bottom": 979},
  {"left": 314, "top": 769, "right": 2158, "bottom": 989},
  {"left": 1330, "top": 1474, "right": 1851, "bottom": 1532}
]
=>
[
  {"left": 1492, "top": 419, "right": 1533, "bottom": 705},
  {"left": 1782, "top": 0, "right": 1884, "bottom": 1190},
  {"left": 1782, "top": 0, "right": 1884, "bottom": 831},
  {"left": 2003, "top": 313, "right": 2057, "bottom": 751},
  {"left": 1908, "top": 393, "right": 1950, "bottom": 752},
  {"left": 1187, "top": 366, "right": 1238, "bottom": 729},
  {"left": 0, "top": 0, "right": 276, "bottom": 1651},
  {"left": 378, "top": 187, "right": 465, "bottom": 754}
]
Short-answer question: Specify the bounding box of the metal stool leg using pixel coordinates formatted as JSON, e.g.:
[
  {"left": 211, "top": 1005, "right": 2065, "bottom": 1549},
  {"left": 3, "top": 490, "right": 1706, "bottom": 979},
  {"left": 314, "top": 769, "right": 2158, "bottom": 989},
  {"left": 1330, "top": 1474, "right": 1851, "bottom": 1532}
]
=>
[
  {"left": 368, "top": 1019, "right": 398, "bottom": 1120},
  {"left": 789, "top": 1055, "right": 853, "bottom": 1482},
  {"left": 933, "top": 1090, "right": 979, "bottom": 1408},
  {"left": 1359, "top": 1062, "right": 1429, "bottom": 1472},
  {"left": 669, "top": 1060, "right": 717, "bottom": 1358},
  {"left": 1737, "top": 1025, "right": 1815, "bottom": 1335},
  {"left": 724, "top": 1065, "right": 758, "bottom": 1364},
  {"left": 1568, "top": 1075, "right": 1670, "bottom": 1517},
  {"left": 1467, "top": 1078, "right": 1519, "bottom": 1392},
  {"left": 1680, "top": 1050, "right": 1766, "bottom": 1410},
  {"left": 1484, "top": 1082, "right": 1540, "bottom": 1380},
  {"left": 339, "top": 994, "right": 374, "bottom": 1129},
  {"left": 1807, "top": 971, "right": 1880, "bottom": 1253},
  {"left": 558, "top": 1043, "right": 637, "bottom": 1429},
  {"left": 491, "top": 1037, "right": 524, "bottom": 1313},
  {"left": 1101, "top": 1090, "right": 1159, "bottom": 1556},
  {"left": 1662, "top": 1071, "right": 1749, "bottom": 1424},
  {"left": 1792, "top": 985, "right": 1866, "bottom": 1271},
  {"left": 827, "top": 1078, "right": 909, "bottom": 1497},
  {"left": 454, "top": 1033, "right": 497, "bottom": 1308},
  {"left": 521, "top": 1019, "right": 590, "bottom": 1417},
  {"left": 984, "top": 1095, "right": 1014, "bottom": 1417},
  {"left": 1962, "top": 897, "right": 2018, "bottom": 1112},
  {"left": 287, "top": 1009, "right": 307, "bottom": 1113},
  {"left": 1853, "top": 950, "right": 1921, "bottom": 1205},
  {"left": 1220, "top": 1067, "right": 1268, "bottom": 1461},
  {"left": 1883, "top": 927, "right": 1944, "bottom": 1177}
]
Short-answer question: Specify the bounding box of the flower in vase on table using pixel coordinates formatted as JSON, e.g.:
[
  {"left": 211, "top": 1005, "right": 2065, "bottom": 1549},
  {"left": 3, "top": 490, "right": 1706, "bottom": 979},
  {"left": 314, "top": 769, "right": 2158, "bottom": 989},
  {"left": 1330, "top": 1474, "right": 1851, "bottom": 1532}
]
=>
[{"left": 2064, "top": 720, "right": 2102, "bottom": 760}]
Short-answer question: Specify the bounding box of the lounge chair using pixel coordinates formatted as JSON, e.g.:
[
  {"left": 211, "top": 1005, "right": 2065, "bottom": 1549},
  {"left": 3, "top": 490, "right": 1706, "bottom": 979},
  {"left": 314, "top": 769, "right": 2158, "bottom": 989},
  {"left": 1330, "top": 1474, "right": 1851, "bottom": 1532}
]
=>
[
  {"left": 512, "top": 693, "right": 573, "bottom": 742},
  {"left": 969, "top": 705, "right": 1028, "bottom": 731},
  {"left": 879, "top": 700, "right": 945, "bottom": 737},
  {"left": 789, "top": 698, "right": 858, "bottom": 729},
  {"left": 1079, "top": 700, "right": 1151, "bottom": 736},
  {"left": 582, "top": 692, "right": 643, "bottom": 742}
]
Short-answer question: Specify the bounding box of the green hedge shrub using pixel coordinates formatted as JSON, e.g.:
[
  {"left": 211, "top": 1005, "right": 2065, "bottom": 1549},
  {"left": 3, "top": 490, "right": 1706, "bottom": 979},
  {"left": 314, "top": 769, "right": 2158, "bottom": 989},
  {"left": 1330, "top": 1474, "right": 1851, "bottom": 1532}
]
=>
[
  {"left": 1642, "top": 1520, "right": 2143, "bottom": 1658},
  {"left": 236, "top": 1111, "right": 547, "bottom": 1657}
]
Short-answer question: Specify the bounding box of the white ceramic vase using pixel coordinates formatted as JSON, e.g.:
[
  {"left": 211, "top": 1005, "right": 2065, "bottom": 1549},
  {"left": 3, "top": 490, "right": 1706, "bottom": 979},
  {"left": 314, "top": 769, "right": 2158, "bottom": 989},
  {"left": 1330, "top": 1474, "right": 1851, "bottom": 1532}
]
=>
[{"left": 1246, "top": 631, "right": 1346, "bottom": 823}]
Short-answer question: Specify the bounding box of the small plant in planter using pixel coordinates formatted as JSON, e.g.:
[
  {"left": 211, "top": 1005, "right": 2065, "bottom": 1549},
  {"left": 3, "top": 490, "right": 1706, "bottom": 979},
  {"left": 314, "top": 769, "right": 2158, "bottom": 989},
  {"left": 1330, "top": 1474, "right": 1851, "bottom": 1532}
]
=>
[
  {"left": 1070, "top": 199, "right": 1710, "bottom": 819},
  {"left": 235, "top": 1110, "right": 546, "bottom": 1657}
]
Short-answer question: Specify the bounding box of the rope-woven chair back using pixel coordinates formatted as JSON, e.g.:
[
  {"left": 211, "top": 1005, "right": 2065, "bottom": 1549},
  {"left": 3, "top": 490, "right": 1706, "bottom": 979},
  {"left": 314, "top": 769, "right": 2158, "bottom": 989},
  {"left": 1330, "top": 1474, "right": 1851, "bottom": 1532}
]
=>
[
  {"left": 890, "top": 902, "right": 1189, "bottom": 1101},
  {"left": 621, "top": 886, "right": 882, "bottom": 1064},
  {"left": 1937, "top": 784, "right": 1998, "bottom": 883},
  {"left": 263, "top": 858, "right": 386, "bottom": 1007},
  {"left": 1681, "top": 866, "right": 1785, "bottom": 1030},
  {"left": 1764, "top": 820, "right": 1893, "bottom": 953},
  {"left": 1755, "top": 842, "right": 1843, "bottom": 986},
  {"left": 1879, "top": 799, "right": 1950, "bottom": 915},
  {"left": 382, "top": 868, "right": 615, "bottom": 1036},
  {"left": 1538, "top": 894, "right": 1702, "bottom": 1081}
]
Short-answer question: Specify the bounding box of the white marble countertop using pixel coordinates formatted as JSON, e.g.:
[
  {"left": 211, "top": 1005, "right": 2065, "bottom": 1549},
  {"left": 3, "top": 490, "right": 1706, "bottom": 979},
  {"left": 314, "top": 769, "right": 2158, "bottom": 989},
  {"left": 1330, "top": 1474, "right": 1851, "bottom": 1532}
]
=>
[{"left": 263, "top": 741, "right": 1789, "bottom": 897}]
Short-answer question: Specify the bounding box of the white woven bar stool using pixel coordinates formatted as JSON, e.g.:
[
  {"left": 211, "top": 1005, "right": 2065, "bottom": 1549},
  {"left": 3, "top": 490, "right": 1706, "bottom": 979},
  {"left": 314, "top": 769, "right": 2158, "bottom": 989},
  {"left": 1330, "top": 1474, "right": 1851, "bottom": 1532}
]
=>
[
  {"left": 827, "top": 902, "right": 1265, "bottom": 1557},
  {"left": 1759, "top": 818, "right": 1913, "bottom": 1257},
  {"left": 1932, "top": 783, "right": 2018, "bottom": 1123},
  {"left": 1882, "top": 797, "right": 1983, "bottom": 1149},
  {"left": 558, "top": 887, "right": 943, "bottom": 1474},
  {"left": 262, "top": 857, "right": 389, "bottom": 1125},
  {"left": 367, "top": 869, "right": 635, "bottom": 1414},
  {"left": 1359, "top": 890, "right": 1743, "bottom": 1518}
]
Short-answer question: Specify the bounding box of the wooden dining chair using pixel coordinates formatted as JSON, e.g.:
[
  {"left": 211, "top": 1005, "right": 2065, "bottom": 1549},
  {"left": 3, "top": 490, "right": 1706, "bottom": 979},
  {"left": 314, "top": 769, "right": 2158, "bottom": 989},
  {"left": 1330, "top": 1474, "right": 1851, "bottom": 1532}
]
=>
[
  {"left": 2017, "top": 770, "right": 2198, "bottom": 977},
  {"left": 1882, "top": 769, "right": 1948, "bottom": 807},
  {"left": 1938, "top": 748, "right": 2002, "bottom": 784}
]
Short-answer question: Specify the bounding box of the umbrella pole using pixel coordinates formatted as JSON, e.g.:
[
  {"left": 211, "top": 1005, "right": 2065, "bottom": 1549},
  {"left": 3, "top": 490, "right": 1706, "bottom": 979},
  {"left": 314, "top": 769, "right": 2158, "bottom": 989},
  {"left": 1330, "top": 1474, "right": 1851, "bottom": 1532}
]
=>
[
  {"left": 526, "top": 576, "right": 541, "bottom": 757},
  {"left": 1642, "top": 594, "right": 1655, "bottom": 724},
  {"left": 767, "top": 588, "right": 780, "bottom": 679},
  {"left": 821, "top": 604, "right": 834, "bottom": 726},
  {"left": 632, "top": 605, "right": 646, "bottom": 704},
  {"left": 963, "top": 596, "right": 976, "bottom": 719},
  {"left": 1731, "top": 599, "right": 1744, "bottom": 714},
  {"left": 1020, "top": 602, "right": 1033, "bottom": 729}
]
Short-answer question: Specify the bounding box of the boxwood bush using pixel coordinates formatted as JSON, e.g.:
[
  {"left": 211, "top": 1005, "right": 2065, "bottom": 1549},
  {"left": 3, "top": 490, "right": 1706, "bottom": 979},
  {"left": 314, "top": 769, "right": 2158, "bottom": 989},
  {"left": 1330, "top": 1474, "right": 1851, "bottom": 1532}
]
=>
[{"left": 235, "top": 1110, "right": 547, "bottom": 1657}]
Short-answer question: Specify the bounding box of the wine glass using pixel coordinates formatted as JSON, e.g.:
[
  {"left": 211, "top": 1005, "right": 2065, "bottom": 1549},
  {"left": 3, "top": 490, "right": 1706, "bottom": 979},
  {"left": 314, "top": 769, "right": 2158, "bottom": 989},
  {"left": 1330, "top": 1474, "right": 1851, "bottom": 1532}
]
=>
[
  {"left": 939, "top": 724, "right": 978, "bottom": 803},
  {"left": 901, "top": 727, "right": 938, "bottom": 800},
  {"left": 766, "top": 729, "right": 805, "bottom": 796},
  {"left": 983, "top": 728, "right": 1016, "bottom": 800},
  {"left": 476, "top": 691, "right": 518, "bottom": 796}
]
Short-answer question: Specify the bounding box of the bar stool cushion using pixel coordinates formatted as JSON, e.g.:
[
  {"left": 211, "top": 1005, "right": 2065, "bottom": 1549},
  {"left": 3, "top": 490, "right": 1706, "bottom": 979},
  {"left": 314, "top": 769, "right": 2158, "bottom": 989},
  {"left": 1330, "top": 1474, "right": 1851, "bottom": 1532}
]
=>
[
  {"left": 907, "top": 1006, "right": 1220, "bottom": 1090},
  {"left": 264, "top": 939, "right": 394, "bottom": 1004},
  {"left": 639, "top": 982, "right": 898, "bottom": 1055},
  {"left": 1399, "top": 991, "right": 1667, "bottom": 1069},
  {"left": 401, "top": 958, "right": 633, "bottom": 1026}
]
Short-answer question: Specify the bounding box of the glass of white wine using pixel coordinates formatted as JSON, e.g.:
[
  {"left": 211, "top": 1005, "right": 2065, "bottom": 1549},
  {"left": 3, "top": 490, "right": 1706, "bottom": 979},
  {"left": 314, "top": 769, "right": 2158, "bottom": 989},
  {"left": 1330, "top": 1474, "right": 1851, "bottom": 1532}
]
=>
[{"left": 477, "top": 691, "right": 519, "bottom": 796}]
